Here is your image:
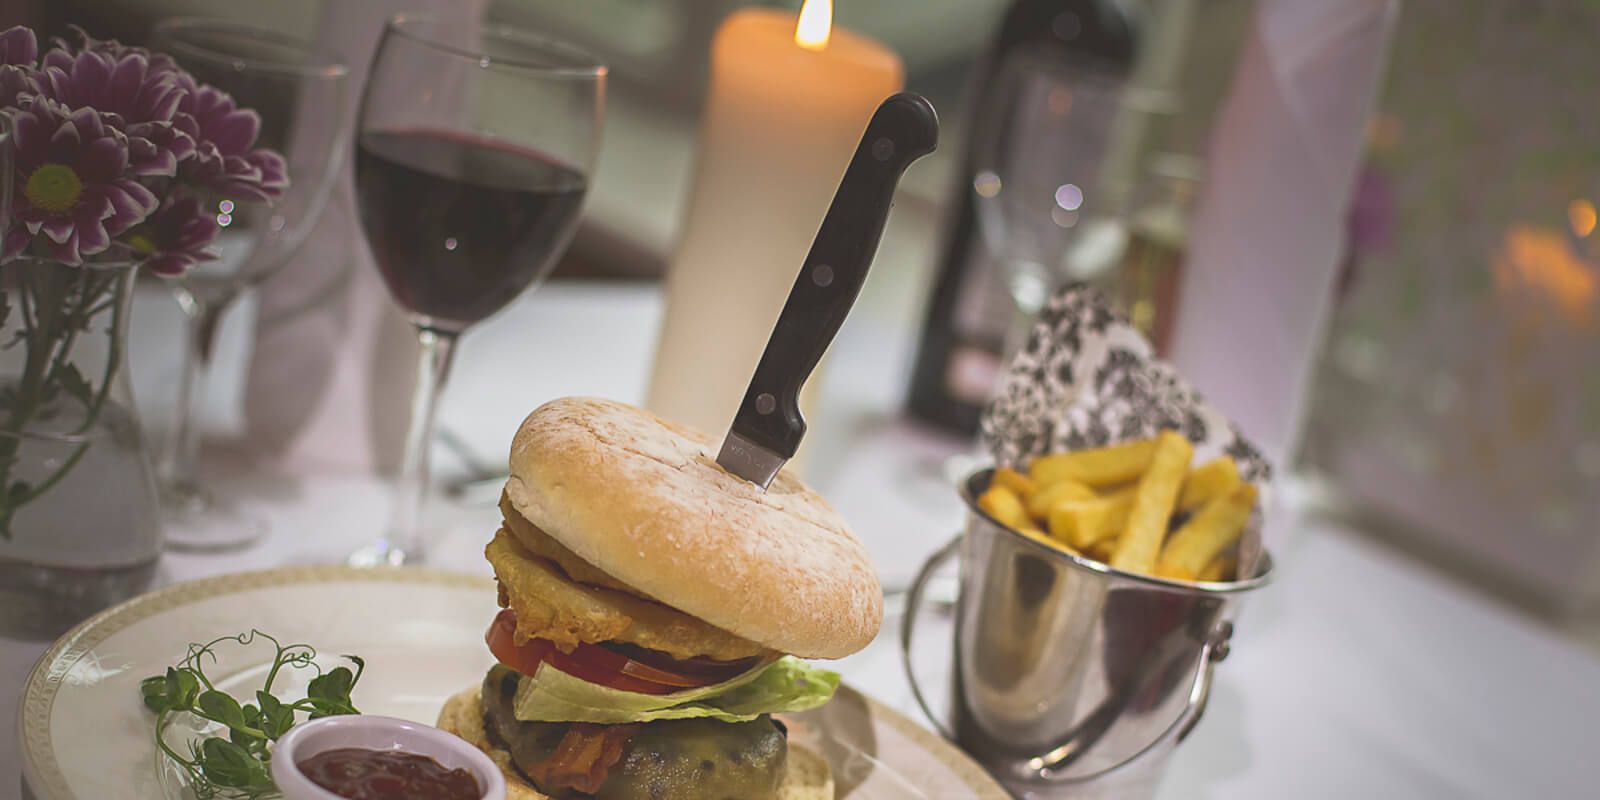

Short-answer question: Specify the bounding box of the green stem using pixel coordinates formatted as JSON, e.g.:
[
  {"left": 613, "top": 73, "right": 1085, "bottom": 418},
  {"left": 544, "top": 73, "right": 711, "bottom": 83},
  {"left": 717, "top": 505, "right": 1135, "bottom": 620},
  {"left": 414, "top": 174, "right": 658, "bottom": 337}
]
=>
[
  {"left": 193, "top": 713, "right": 267, "bottom": 741},
  {"left": 0, "top": 265, "right": 68, "bottom": 534},
  {"left": 43, "top": 269, "right": 92, "bottom": 390},
  {"left": 16, "top": 266, "right": 37, "bottom": 332},
  {"left": 12, "top": 274, "right": 112, "bottom": 499},
  {"left": 155, "top": 709, "right": 198, "bottom": 769},
  {"left": 10, "top": 443, "right": 90, "bottom": 507},
  {"left": 5, "top": 266, "right": 67, "bottom": 430},
  {"left": 69, "top": 271, "right": 125, "bottom": 435},
  {"left": 260, "top": 637, "right": 292, "bottom": 695},
  {"left": 0, "top": 264, "right": 128, "bottom": 535}
]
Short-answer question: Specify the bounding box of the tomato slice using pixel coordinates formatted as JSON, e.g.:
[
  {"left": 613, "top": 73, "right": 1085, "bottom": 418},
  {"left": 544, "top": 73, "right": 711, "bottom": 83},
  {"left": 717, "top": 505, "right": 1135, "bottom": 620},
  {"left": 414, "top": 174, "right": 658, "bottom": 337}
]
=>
[{"left": 484, "top": 610, "right": 756, "bottom": 695}]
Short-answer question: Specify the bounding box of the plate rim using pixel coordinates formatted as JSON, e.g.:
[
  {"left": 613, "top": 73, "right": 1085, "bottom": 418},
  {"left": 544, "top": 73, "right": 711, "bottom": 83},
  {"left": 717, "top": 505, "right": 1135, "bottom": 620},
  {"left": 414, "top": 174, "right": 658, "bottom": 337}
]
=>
[{"left": 20, "top": 564, "right": 1006, "bottom": 799}]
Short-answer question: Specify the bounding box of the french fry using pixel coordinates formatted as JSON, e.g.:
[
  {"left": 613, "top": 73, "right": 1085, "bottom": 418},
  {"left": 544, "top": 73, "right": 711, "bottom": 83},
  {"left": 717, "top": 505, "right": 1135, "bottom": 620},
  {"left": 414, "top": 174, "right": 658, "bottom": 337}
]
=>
[
  {"left": 1100, "top": 482, "right": 1139, "bottom": 502},
  {"left": 1177, "top": 457, "right": 1242, "bottom": 512},
  {"left": 1028, "top": 438, "right": 1159, "bottom": 489},
  {"left": 991, "top": 467, "right": 1037, "bottom": 502},
  {"left": 1101, "top": 458, "right": 1240, "bottom": 511},
  {"left": 1086, "top": 536, "right": 1117, "bottom": 563},
  {"left": 978, "top": 485, "right": 1031, "bottom": 530},
  {"left": 1047, "top": 495, "right": 1132, "bottom": 548},
  {"left": 1026, "top": 478, "right": 1096, "bottom": 520},
  {"left": 1156, "top": 482, "right": 1257, "bottom": 581},
  {"left": 1110, "top": 431, "right": 1192, "bottom": 574},
  {"left": 1196, "top": 555, "right": 1238, "bottom": 583},
  {"left": 1018, "top": 524, "right": 1079, "bottom": 555},
  {"left": 978, "top": 483, "right": 1080, "bottom": 556}
]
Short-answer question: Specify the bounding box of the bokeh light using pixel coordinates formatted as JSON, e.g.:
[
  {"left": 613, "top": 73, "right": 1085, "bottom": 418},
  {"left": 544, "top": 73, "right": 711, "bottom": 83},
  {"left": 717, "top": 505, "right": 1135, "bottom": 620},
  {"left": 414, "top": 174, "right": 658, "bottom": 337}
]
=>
[
  {"left": 973, "top": 170, "right": 1002, "bottom": 199},
  {"left": 1568, "top": 199, "right": 1596, "bottom": 238},
  {"left": 1055, "top": 183, "right": 1083, "bottom": 211}
]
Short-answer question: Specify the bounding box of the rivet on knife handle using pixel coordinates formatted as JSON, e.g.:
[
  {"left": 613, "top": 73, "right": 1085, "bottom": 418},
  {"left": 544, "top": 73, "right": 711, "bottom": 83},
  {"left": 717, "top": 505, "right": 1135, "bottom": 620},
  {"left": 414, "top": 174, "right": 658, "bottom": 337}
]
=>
[{"left": 717, "top": 93, "right": 939, "bottom": 489}]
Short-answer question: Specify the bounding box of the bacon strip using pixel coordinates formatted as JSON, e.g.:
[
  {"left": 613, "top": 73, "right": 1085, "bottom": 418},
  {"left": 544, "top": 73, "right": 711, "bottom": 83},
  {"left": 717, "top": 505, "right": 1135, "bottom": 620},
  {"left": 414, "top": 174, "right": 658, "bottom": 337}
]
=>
[{"left": 527, "top": 723, "right": 640, "bottom": 794}]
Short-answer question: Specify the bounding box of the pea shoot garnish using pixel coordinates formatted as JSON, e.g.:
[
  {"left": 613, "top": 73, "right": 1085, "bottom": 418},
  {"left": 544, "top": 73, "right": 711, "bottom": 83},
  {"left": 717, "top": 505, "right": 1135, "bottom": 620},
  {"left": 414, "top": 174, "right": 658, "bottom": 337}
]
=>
[{"left": 139, "top": 630, "right": 365, "bottom": 799}]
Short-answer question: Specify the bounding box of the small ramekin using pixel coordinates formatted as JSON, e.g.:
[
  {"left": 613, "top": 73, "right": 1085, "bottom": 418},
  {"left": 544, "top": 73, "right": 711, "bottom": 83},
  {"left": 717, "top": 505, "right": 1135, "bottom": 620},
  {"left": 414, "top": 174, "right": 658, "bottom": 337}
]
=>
[{"left": 269, "top": 714, "right": 506, "bottom": 800}]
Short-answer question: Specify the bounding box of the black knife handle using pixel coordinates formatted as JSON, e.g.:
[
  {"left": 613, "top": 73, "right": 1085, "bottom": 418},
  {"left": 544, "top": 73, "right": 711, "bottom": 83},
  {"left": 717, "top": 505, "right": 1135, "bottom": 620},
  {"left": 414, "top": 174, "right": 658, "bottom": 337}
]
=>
[{"left": 729, "top": 93, "right": 939, "bottom": 459}]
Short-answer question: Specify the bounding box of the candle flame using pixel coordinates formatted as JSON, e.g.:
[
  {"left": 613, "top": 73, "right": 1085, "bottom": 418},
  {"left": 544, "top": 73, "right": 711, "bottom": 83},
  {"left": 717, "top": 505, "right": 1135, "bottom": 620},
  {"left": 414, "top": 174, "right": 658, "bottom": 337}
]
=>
[{"left": 795, "top": 0, "right": 832, "bottom": 50}]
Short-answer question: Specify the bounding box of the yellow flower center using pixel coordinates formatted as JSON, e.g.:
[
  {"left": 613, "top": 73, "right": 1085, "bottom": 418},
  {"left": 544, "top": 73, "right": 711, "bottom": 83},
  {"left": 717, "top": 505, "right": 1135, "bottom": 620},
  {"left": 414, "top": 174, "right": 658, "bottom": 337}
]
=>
[
  {"left": 125, "top": 232, "right": 158, "bottom": 255},
  {"left": 24, "top": 164, "right": 84, "bottom": 213}
]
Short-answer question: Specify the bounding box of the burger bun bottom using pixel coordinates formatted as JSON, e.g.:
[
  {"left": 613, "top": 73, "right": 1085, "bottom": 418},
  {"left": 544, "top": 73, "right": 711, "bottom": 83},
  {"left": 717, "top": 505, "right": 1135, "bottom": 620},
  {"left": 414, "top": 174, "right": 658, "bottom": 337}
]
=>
[{"left": 436, "top": 687, "right": 834, "bottom": 800}]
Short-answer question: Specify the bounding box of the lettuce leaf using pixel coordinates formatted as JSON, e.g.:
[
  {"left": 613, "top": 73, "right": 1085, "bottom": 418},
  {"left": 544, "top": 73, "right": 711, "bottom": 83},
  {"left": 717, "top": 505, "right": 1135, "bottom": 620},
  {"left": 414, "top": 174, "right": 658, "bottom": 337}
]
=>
[{"left": 511, "top": 656, "right": 839, "bottom": 724}]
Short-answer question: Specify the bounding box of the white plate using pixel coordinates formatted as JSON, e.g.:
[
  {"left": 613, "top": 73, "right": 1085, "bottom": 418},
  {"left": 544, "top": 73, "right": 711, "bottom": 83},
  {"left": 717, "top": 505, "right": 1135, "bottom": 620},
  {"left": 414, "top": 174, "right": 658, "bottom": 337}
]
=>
[{"left": 19, "top": 566, "right": 1005, "bottom": 799}]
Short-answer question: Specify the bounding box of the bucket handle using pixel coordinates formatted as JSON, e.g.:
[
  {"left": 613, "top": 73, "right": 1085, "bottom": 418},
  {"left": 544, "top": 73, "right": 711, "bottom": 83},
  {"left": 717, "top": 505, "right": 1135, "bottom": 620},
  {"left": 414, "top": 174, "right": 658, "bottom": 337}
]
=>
[
  {"left": 899, "top": 535, "right": 1228, "bottom": 785},
  {"left": 898, "top": 534, "right": 962, "bottom": 742},
  {"left": 1033, "top": 636, "right": 1220, "bottom": 783}
]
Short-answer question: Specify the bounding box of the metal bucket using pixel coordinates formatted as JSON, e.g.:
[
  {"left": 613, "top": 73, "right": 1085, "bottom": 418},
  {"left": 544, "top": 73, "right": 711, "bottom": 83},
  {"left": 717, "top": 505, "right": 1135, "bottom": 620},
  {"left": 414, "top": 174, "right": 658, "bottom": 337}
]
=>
[{"left": 900, "top": 468, "right": 1272, "bottom": 798}]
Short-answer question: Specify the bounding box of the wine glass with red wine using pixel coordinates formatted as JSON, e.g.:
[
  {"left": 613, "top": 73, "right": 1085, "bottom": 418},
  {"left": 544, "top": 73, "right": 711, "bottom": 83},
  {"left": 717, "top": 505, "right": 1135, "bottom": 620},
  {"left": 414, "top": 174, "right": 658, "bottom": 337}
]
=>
[{"left": 349, "top": 16, "right": 604, "bottom": 566}]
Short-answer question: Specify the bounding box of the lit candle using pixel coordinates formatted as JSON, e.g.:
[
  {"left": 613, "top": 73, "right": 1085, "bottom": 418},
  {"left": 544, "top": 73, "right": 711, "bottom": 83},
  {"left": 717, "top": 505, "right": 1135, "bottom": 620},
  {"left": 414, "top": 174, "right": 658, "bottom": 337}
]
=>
[{"left": 646, "top": 0, "right": 904, "bottom": 448}]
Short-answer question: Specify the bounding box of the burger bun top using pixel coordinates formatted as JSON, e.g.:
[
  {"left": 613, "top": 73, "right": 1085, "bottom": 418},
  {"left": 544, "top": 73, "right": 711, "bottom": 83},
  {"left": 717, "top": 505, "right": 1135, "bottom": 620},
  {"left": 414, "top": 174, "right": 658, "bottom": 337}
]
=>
[{"left": 503, "top": 397, "right": 882, "bottom": 659}]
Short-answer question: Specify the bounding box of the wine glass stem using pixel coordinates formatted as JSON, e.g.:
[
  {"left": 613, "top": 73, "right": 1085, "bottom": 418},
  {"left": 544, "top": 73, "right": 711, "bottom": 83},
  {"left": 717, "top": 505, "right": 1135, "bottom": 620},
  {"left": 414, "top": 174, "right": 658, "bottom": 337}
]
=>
[
  {"left": 1002, "top": 257, "right": 1050, "bottom": 356},
  {"left": 384, "top": 326, "right": 460, "bottom": 561},
  {"left": 160, "top": 291, "right": 229, "bottom": 495}
]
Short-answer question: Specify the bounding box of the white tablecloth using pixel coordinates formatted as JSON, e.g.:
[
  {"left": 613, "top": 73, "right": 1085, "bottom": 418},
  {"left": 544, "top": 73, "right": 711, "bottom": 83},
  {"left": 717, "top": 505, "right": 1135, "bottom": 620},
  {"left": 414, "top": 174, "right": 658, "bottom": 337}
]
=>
[{"left": 5, "top": 281, "right": 1599, "bottom": 799}]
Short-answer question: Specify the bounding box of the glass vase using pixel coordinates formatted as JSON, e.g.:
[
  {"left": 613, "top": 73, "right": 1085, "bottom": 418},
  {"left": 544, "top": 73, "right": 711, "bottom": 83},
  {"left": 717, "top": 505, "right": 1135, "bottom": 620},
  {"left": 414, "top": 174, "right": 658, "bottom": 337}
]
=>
[{"left": 0, "top": 257, "right": 161, "bottom": 640}]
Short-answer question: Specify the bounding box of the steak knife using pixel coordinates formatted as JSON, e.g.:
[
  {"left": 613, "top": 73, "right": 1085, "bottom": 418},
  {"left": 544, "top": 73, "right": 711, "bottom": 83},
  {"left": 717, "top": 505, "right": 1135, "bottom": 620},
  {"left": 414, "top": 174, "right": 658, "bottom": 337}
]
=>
[{"left": 716, "top": 93, "right": 939, "bottom": 489}]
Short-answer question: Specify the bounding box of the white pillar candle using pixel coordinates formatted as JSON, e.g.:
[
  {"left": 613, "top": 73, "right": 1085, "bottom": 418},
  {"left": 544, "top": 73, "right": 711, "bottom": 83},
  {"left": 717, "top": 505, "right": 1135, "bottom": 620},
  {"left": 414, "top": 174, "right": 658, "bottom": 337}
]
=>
[{"left": 646, "top": 1, "right": 903, "bottom": 447}]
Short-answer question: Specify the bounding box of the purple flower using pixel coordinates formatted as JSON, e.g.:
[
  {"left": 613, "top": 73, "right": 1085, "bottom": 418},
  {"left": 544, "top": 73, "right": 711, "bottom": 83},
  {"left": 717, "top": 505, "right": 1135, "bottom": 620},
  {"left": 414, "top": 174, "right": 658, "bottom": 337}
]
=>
[
  {"left": 36, "top": 44, "right": 191, "bottom": 176},
  {"left": 0, "top": 26, "right": 37, "bottom": 66},
  {"left": 0, "top": 24, "right": 288, "bottom": 272},
  {"left": 0, "top": 26, "right": 40, "bottom": 109},
  {"left": 125, "top": 194, "right": 219, "bottom": 275},
  {"left": 0, "top": 66, "right": 32, "bottom": 110},
  {"left": 3, "top": 98, "right": 158, "bottom": 264},
  {"left": 172, "top": 73, "right": 287, "bottom": 201},
  {"left": 51, "top": 26, "right": 177, "bottom": 75}
]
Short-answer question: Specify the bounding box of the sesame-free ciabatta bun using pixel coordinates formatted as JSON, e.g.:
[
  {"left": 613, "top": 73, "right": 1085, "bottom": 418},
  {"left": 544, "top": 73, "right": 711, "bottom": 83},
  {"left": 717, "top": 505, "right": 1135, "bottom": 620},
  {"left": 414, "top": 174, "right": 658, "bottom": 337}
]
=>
[
  {"left": 436, "top": 688, "right": 834, "bottom": 800},
  {"left": 503, "top": 397, "right": 882, "bottom": 659}
]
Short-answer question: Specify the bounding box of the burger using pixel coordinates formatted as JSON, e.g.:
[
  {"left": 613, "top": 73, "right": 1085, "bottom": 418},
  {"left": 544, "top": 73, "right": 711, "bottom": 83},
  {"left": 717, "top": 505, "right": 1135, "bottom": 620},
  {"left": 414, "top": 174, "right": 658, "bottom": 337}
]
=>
[{"left": 438, "top": 397, "right": 884, "bottom": 799}]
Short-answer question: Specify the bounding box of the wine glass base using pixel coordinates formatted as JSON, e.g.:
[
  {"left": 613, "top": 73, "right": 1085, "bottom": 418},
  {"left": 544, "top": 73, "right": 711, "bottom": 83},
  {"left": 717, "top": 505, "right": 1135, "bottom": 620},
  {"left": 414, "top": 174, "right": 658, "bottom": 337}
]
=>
[{"left": 160, "top": 482, "right": 269, "bottom": 552}]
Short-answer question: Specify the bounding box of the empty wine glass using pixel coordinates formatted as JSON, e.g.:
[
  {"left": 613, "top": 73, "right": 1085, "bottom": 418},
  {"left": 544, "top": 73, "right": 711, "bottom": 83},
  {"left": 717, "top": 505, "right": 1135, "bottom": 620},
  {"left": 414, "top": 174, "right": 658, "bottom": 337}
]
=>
[
  {"left": 347, "top": 16, "right": 604, "bottom": 566},
  {"left": 148, "top": 18, "right": 350, "bottom": 551},
  {"left": 972, "top": 52, "right": 1126, "bottom": 352}
]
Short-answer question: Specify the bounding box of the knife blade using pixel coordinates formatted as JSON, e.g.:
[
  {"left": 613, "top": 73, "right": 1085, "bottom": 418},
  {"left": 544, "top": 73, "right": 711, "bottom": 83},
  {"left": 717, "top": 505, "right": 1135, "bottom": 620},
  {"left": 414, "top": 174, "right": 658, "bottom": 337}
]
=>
[{"left": 717, "top": 93, "right": 939, "bottom": 489}]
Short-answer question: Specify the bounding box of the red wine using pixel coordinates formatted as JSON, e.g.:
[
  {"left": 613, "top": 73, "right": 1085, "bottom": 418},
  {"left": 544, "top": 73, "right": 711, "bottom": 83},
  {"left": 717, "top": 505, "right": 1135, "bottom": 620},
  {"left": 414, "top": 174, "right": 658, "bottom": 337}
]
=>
[{"left": 356, "top": 129, "right": 587, "bottom": 330}]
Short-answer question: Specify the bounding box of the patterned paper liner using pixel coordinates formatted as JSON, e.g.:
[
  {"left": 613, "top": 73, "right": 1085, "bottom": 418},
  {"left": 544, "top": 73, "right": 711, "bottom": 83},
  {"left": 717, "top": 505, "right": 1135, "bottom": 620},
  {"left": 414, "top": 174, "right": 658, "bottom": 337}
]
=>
[{"left": 980, "top": 284, "right": 1273, "bottom": 574}]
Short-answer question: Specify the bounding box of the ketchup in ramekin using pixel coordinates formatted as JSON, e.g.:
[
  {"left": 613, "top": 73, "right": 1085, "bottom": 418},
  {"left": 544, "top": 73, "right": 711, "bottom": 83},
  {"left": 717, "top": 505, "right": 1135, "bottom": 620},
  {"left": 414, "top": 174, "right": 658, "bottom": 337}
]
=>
[{"left": 296, "top": 747, "right": 481, "bottom": 800}]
